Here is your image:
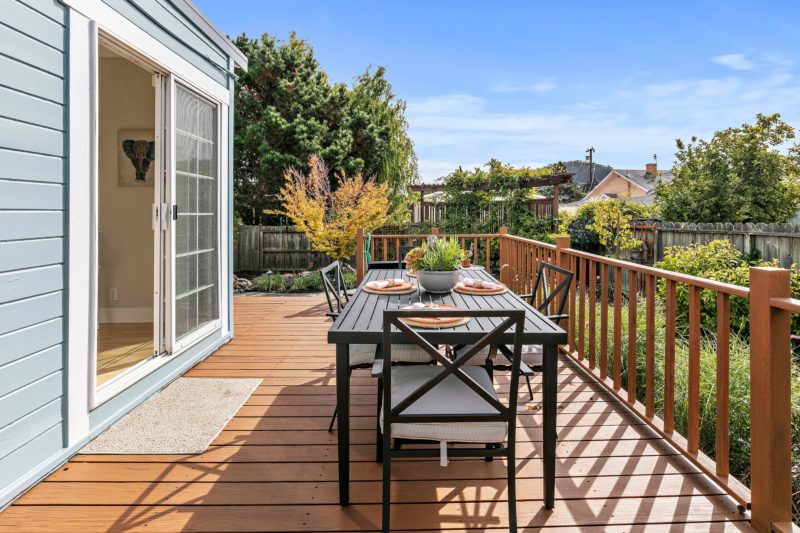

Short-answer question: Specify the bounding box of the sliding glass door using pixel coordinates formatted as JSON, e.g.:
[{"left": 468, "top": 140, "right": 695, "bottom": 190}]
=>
[{"left": 170, "top": 80, "right": 221, "bottom": 351}]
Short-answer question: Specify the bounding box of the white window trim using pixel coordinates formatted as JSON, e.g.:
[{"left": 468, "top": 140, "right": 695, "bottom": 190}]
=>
[{"left": 67, "top": 5, "right": 232, "bottom": 422}]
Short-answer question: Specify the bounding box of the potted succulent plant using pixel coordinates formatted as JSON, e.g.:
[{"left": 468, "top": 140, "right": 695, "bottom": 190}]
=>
[{"left": 411, "top": 237, "right": 466, "bottom": 293}]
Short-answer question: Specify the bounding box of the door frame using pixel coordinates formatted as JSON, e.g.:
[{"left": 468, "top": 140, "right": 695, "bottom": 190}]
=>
[{"left": 67, "top": 4, "right": 231, "bottom": 438}]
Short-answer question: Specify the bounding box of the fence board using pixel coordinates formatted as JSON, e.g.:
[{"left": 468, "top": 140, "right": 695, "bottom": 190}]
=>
[
  {"left": 236, "top": 226, "right": 332, "bottom": 273},
  {"left": 657, "top": 222, "right": 800, "bottom": 267}
]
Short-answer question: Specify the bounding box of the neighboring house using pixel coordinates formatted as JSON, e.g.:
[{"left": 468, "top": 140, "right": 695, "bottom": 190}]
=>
[
  {"left": 565, "top": 163, "right": 674, "bottom": 208},
  {"left": 563, "top": 159, "right": 613, "bottom": 190},
  {"left": 0, "top": 0, "right": 246, "bottom": 509}
]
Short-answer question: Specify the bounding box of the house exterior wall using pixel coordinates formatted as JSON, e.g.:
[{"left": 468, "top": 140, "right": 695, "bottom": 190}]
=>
[
  {"left": 0, "top": 0, "right": 238, "bottom": 510},
  {"left": 586, "top": 172, "right": 647, "bottom": 200},
  {"left": 0, "top": 0, "right": 70, "bottom": 512}
]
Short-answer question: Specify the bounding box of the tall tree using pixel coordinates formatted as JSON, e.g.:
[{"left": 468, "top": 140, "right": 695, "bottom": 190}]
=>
[
  {"left": 656, "top": 113, "right": 800, "bottom": 223},
  {"left": 232, "top": 33, "right": 417, "bottom": 225}
]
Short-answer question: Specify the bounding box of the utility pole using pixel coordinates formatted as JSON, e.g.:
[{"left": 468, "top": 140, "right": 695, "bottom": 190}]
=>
[{"left": 585, "top": 146, "right": 596, "bottom": 190}]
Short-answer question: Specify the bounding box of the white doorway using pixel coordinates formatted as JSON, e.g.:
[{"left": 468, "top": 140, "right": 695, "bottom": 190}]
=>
[
  {"left": 91, "top": 36, "right": 223, "bottom": 404},
  {"left": 95, "top": 42, "right": 159, "bottom": 388}
]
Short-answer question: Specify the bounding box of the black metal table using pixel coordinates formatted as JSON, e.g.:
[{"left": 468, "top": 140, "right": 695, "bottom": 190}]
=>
[{"left": 327, "top": 267, "right": 567, "bottom": 509}]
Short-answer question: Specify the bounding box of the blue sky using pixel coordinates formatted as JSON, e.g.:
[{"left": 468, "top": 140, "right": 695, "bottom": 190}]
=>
[{"left": 196, "top": 0, "right": 800, "bottom": 182}]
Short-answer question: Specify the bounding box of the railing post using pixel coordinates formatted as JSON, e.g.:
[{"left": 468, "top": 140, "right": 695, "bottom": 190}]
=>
[
  {"left": 555, "top": 235, "right": 570, "bottom": 271},
  {"left": 749, "top": 267, "right": 792, "bottom": 532},
  {"left": 431, "top": 227, "right": 439, "bottom": 236},
  {"left": 498, "top": 227, "right": 509, "bottom": 285},
  {"left": 356, "top": 229, "right": 365, "bottom": 284}
]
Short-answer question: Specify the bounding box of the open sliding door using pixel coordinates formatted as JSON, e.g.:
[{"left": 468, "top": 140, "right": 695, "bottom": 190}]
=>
[{"left": 166, "top": 77, "right": 222, "bottom": 353}]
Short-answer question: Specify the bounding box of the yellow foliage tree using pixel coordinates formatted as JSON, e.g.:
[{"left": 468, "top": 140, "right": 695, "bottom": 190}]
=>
[{"left": 270, "top": 155, "right": 399, "bottom": 262}]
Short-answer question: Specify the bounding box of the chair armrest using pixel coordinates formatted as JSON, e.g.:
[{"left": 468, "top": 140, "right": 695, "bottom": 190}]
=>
[
  {"left": 326, "top": 312, "right": 340, "bottom": 319},
  {"left": 518, "top": 293, "right": 534, "bottom": 302},
  {"left": 371, "top": 345, "right": 384, "bottom": 378},
  {"left": 371, "top": 358, "right": 383, "bottom": 378},
  {"left": 546, "top": 314, "right": 569, "bottom": 324}
]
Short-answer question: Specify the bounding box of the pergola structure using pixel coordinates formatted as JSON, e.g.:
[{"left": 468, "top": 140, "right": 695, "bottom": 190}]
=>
[{"left": 409, "top": 172, "right": 573, "bottom": 225}]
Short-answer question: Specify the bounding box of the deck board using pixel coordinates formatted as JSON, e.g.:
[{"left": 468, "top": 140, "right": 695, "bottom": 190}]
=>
[{"left": 0, "top": 295, "right": 752, "bottom": 532}]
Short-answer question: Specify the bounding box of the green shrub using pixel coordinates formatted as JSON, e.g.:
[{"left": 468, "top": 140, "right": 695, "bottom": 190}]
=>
[
  {"left": 287, "top": 271, "right": 357, "bottom": 292},
  {"left": 251, "top": 273, "right": 285, "bottom": 292},
  {"left": 566, "top": 200, "right": 658, "bottom": 256},
  {"left": 656, "top": 240, "right": 800, "bottom": 336}
]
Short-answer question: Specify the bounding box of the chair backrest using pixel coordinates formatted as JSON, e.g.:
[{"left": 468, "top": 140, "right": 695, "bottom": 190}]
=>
[
  {"left": 531, "top": 262, "right": 574, "bottom": 324},
  {"left": 368, "top": 260, "right": 402, "bottom": 270},
  {"left": 398, "top": 245, "right": 415, "bottom": 266},
  {"left": 382, "top": 308, "right": 525, "bottom": 429},
  {"left": 319, "top": 261, "right": 348, "bottom": 317}
]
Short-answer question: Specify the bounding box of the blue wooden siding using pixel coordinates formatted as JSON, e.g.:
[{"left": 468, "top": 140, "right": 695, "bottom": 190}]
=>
[
  {"left": 0, "top": 0, "right": 237, "bottom": 511},
  {"left": 102, "top": 0, "right": 229, "bottom": 86},
  {"left": 0, "top": 0, "right": 67, "bottom": 511}
]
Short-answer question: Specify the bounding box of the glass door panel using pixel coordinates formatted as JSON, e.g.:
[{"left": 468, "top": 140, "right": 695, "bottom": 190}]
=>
[{"left": 173, "top": 83, "right": 219, "bottom": 344}]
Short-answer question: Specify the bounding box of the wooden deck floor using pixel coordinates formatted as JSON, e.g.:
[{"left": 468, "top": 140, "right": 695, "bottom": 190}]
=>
[{"left": 0, "top": 295, "right": 753, "bottom": 531}]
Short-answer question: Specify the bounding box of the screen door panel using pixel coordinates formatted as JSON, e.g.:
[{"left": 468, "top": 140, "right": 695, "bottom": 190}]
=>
[{"left": 174, "top": 83, "right": 218, "bottom": 341}]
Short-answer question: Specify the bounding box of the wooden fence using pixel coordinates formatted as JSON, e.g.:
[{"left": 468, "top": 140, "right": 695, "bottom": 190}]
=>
[
  {"left": 358, "top": 228, "right": 798, "bottom": 531},
  {"left": 657, "top": 221, "right": 800, "bottom": 267},
  {"left": 236, "top": 225, "right": 331, "bottom": 272}
]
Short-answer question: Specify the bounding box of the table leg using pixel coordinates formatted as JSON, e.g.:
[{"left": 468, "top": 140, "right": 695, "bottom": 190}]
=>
[
  {"left": 336, "top": 343, "right": 350, "bottom": 505},
  {"left": 543, "top": 343, "right": 557, "bottom": 509}
]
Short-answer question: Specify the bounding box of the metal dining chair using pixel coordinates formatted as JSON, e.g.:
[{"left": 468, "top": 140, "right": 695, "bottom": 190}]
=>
[
  {"left": 375, "top": 307, "right": 526, "bottom": 533},
  {"left": 319, "top": 261, "right": 435, "bottom": 432},
  {"left": 453, "top": 262, "right": 574, "bottom": 400}
]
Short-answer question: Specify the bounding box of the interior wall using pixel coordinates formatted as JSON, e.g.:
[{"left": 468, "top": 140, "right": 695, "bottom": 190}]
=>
[{"left": 98, "top": 54, "right": 155, "bottom": 323}]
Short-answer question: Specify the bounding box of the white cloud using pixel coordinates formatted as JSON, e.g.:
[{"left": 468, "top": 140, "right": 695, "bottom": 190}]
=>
[
  {"left": 490, "top": 80, "right": 556, "bottom": 93},
  {"left": 406, "top": 60, "right": 800, "bottom": 182},
  {"left": 711, "top": 53, "right": 756, "bottom": 71},
  {"left": 407, "top": 94, "right": 485, "bottom": 115}
]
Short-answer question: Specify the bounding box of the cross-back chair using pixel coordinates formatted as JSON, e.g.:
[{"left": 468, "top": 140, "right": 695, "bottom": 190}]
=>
[
  {"left": 452, "top": 262, "right": 574, "bottom": 400},
  {"left": 377, "top": 308, "right": 526, "bottom": 533},
  {"left": 319, "top": 260, "right": 349, "bottom": 318},
  {"left": 319, "top": 261, "right": 435, "bottom": 432}
]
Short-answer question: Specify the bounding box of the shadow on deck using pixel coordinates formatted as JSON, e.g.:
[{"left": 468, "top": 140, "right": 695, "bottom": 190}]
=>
[{"left": 0, "top": 295, "right": 752, "bottom": 531}]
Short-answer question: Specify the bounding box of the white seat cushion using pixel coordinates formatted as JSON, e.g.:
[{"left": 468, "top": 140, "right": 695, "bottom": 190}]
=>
[
  {"left": 380, "top": 365, "right": 507, "bottom": 443},
  {"left": 349, "top": 344, "right": 434, "bottom": 366},
  {"left": 456, "top": 345, "right": 542, "bottom": 367}
]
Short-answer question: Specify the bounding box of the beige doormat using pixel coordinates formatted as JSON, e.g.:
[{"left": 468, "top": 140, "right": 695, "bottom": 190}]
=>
[{"left": 82, "top": 378, "right": 261, "bottom": 454}]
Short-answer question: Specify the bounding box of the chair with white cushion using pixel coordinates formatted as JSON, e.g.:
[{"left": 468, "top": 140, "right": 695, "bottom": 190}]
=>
[
  {"left": 320, "top": 261, "right": 435, "bottom": 432},
  {"left": 376, "top": 307, "right": 526, "bottom": 533},
  {"left": 451, "top": 262, "right": 573, "bottom": 400}
]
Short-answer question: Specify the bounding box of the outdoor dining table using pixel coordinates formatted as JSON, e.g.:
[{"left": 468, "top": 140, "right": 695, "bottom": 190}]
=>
[{"left": 326, "top": 267, "right": 568, "bottom": 509}]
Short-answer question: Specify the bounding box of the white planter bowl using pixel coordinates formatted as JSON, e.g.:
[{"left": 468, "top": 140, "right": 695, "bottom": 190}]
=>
[{"left": 416, "top": 270, "right": 460, "bottom": 293}]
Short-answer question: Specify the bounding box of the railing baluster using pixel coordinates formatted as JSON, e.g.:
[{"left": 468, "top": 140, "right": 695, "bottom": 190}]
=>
[
  {"left": 568, "top": 253, "right": 577, "bottom": 353},
  {"left": 715, "top": 291, "right": 730, "bottom": 477},
  {"left": 588, "top": 260, "right": 596, "bottom": 369},
  {"left": 613, "top": 266, "right": 622, "bottom": 390},
  {"left": 578, "top": 257, "right": 586, "bottom": 360},
  {"left": 664, "top": 279, "right": 676, "bottom": 434},
  {"left": 645, "top": 274, "right": 656, "bottom": 418},
  {"left": 369, "top": 235, "right": 375, "bottom": 263},
  {"left": 600, "top": 263, "right": 609, "bottom": 379},
  {"left": 485, "top": 237, "right": 491, "bottom": 271},
  {"left": 382, "top": 237, "right": 387, "bottom": 261},
  {"left": 688, "top": 285, "right": 701, "bottom": 453},
  {"left": 394, "top": 238, "right": 400, "bottom": 262},
  {"left": 472, "top": 237, "right": 478, "bottom": 266},
  {"left": 627, "top": 270, "right": 637, "bottom": 404}
]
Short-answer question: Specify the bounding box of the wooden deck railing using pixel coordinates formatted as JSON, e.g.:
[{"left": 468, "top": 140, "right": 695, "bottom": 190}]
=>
[{"left": 356, "top": 227, "right": 797, "bottom": 532}]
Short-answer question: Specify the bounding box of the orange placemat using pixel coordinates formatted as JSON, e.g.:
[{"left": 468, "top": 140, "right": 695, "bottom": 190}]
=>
[
  {"left": 454, "top": 281, "right": 508, "bottom": 295},
  {"left": 399, "top": 304, "right": 470, "bottom": 329},
  {"left": 363, "top": 280, "right": 417, "bottom": 295}
]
